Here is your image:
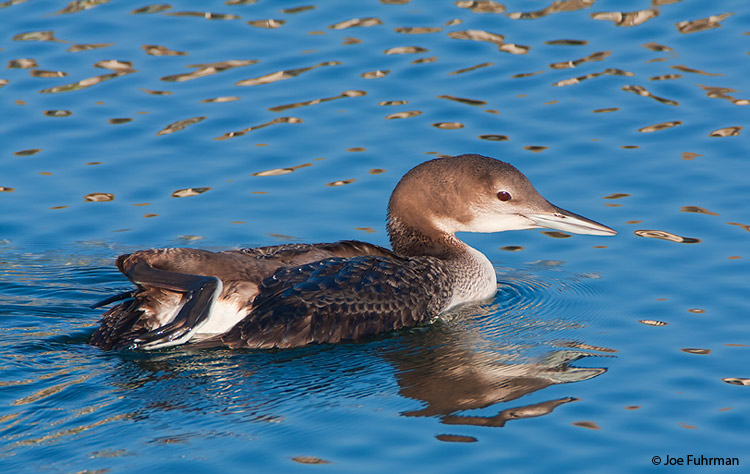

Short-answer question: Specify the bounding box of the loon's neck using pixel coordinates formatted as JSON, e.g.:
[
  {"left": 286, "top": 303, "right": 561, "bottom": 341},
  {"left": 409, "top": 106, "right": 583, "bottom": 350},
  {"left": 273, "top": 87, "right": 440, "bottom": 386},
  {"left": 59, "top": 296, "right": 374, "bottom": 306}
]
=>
[
  {"left": 387, "top": 215, "right": 462, "bottom": 259},
  {"left": 387, "top": 215, "right": 497, "bottom": 309}
]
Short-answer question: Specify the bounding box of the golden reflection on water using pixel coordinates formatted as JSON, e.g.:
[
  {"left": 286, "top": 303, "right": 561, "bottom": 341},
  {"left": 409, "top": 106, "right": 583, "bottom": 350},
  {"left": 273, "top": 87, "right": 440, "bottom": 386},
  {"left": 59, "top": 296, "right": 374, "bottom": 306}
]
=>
[
  {"left": 67, "top": 42, "right": 113, "bottom": 52},
  {"left": 171, "top": 187, "right": 211, "bottom": 198},
  {"left": 282, "top": 5, "right": 316, "bottom": 14},
  {"left": 438, "top": 94, "right": 487, "bottom": 106},
  {"left": 215, "top": 116, "right": 302, "bottom": 140},
  {"left": 722, "top": 378, "right": 750, "bottom": 386},
  {"left": 709, "top": 126, "right": 742, "bottom": 137},
  {"left": 13, "top": 148, "right": 41, "bottom": 156},
  {"left": 541, "top": 231, "right": 571, "bottom": 239},
  {"left": 384, "top": 46, "right": 429, "bottom": 55},
  {"left": 639, "top": 320, "right": 668, "bottom": 326},
  {"left": 572, "top": 420, "right": 601, "bottom": 430},
  {"left": 235, "top": 61, "right": 340, "bottom": 87},
  {"left": 395, "top": 27, "right": 443, "bottom": 34},
  {"left": 546, "top": 39, "right": 588, "bottom": 46},
  {"left": 591, "top": 9, "right": 659, "bottom": 27},
  {"left": 727, "top": 222, "right": 750, "bottom": 232},
  {"left": 326, "top": 179, "right": 357, "bottom": 187},
  {"left": 681, "top": 348, "right": 711, "bottom": 355},
  {"left": 525, "top": 145, "right": 548, "bottom": 152},
  {"left": 650, "top": 73, "right": 681, "bottom": 81},
  {"left": 634, "top": 229, "right": 701, "bottom": 244},
  {"left": 386, "top": 110, "right": 421, "bottom": 120},
  {"left": 12, "top": 30, "right": 63, "bottom": 41},
  {"left": 55, "top": 0, "right": 110, "bottom": 15},
  {"left": 643, "top": 42, "right": 673, "bottom": 52},
  {"left": 432, "top": 122, "right": 464, "bottom": 129},
  {"left": 43, "top": 110, "right": 72, "bottom": 117},
  {"left": 156, "top": 116, "right": 206, "bottom": 136},
  {"left": 511, "top": 70, "right": 544, "bottom": 79},
  {"left": 142, "top": 88, "right": 171, "bottom": 95},
  {"left": 456, "top": 1, "right": 505, "bottom": 14},
  {"left": 361, "top": 70, "right": 390, "bottom": 79},
  {"left": 329, "top": 17, "right": 383, "bottom": 30},
  {"left": 30, "top": 69, "right": 67, "bottom": 78},
  {"left": 161, "top": 59, "right": 257, "bottom": 82},
  {"left": 201, "top": 96, "right": 240, "bottom": 103},
  {"left": 164, "top": 11, "right": 239, "bottom": 21},
  {"left": 11, "top": 410, "right": 134, "bottom": 449},
  {"left": 450, "top": 62, "right": 493, "bottom": 75},
  {"left": 40, "top": 70, "right": 135, "bottom": 94},
  {"left": 681, "top": 206, "right": 718, "bottom": 216},
  {"left": 637, "top": 121, "right": 682, "bottom": 133},
  {"left": 622, "top": 85, "right": 678, "bottom": 106},
  {"left": 143, "top": 44, "right": 187, "bottom": 56},
  {"left": 699, "top": 85, "right": 749, "bottom": 106},
  {"left": 676, "top": 13, "right": 733, "bottom": 34},
  {"left": 268, "top": 90, "right": 366, "bottom": 112},
  {"left": 131, "top": 4, "right": 172, "bottom": 14},
  {"left": 479, "top": 134, "right": 508, "bottom": 141},
  {"left": 251, "top": 162, "right": 314, "bottom": 177},
  {"left": 8, "top": 58, "right": 37, "bottom": 68},
  {"left": 11, "top": 373, "right": 92, "bottom": 406},
  {"left": 671, "top": 64, "right": 722, "bottom": 76},
  {"left": 448, "top": 30, "right": 529, "bottom": 54},
  {"left": 552, "top": 67, "right": 633, "bottom": 87},
  {"left": 549, "top": 50, "right": 610, "bottom": 69},
  {"left": 508, "top": 0, "right": 593, "bottom": 20},
  {"left": 84, "top": 192, "right": 114, "bottom": 202},
  {"left": 292, "top": 456, "right": 331, "bottom": 465},
  {"left": 247, "top": 18, "right": 285, "bottom": 28},
  {"left": 412, "top": 56, "right": 438, "bottom": 64},
  {"left": 436, "top": 434, "right": 477, "bottom": 443}
]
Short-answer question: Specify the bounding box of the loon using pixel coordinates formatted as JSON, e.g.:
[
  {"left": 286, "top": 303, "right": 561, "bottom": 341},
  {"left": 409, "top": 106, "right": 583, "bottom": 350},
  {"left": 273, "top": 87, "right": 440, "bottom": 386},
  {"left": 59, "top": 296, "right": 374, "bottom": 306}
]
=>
[{"left": 90, "top": 154, "right": 616, "bottom": 351}]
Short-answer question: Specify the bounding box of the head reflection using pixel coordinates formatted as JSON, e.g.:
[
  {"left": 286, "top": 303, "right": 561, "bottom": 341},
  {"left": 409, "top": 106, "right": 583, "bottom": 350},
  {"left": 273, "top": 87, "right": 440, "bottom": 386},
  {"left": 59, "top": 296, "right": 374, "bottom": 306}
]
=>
[{"left": 386, "top": 301, "right": 611, "bottom": 426}]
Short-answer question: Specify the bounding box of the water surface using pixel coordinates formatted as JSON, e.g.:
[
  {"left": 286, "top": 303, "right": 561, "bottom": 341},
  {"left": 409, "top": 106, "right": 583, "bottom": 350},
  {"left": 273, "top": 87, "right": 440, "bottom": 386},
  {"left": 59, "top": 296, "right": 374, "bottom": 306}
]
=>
[{"left": 1, "top": 0, "right": 748, "bottom": 472}]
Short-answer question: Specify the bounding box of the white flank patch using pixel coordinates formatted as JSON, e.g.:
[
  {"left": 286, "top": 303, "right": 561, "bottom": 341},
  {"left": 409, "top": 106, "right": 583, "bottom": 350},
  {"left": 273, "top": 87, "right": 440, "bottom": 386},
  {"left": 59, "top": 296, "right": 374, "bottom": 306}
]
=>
[{"left": 194, "top": 298, "right": 248, "bottom": 337}]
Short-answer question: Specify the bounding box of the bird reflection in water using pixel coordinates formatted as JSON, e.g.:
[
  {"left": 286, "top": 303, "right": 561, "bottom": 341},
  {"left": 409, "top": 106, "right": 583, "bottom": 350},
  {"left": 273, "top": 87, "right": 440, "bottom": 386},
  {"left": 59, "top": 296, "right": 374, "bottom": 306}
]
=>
[
  {"left": 107, "top": 300, "right": 612, "bottom": 430},
  {"left": 387, "top": 303, "right": 611, "bottom": 427}
]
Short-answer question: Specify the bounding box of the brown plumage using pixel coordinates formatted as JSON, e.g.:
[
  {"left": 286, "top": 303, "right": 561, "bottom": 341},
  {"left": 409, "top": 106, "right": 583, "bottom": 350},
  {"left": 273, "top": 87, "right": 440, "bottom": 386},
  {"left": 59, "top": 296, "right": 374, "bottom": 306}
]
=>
[
  {"left": 90, "top": 154, "right": 616, "bottom": 351},
  {"left": 90, "top": 241, "right": 396, "bottom": 350}
]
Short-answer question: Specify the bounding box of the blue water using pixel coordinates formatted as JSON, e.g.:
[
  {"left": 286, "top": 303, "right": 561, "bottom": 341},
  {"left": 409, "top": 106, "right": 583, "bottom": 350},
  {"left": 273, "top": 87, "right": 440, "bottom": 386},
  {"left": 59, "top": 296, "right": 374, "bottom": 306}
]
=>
[{"left": 1, "top": 0, "right": 748, "bottom": 472}]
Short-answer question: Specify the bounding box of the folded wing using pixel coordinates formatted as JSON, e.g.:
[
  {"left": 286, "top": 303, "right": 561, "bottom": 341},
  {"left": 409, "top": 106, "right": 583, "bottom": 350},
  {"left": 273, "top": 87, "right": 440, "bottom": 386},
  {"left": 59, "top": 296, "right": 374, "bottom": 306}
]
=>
[{"left": 220, "top": 255, "right": 452, "bottom": 349}]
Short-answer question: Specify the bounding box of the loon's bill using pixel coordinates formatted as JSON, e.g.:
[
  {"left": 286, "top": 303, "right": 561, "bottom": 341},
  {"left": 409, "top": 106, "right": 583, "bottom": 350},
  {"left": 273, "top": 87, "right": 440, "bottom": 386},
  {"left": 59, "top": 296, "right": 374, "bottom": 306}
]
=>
[{"left": 528, "top": 204, "right": 617, "bottom": 236}]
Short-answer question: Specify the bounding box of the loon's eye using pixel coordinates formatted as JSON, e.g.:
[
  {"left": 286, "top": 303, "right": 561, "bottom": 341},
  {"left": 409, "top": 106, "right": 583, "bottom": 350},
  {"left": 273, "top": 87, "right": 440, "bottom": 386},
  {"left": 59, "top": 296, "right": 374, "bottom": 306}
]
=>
[{"left": 497, "top": 191, "right": 512, "bottom": 202}]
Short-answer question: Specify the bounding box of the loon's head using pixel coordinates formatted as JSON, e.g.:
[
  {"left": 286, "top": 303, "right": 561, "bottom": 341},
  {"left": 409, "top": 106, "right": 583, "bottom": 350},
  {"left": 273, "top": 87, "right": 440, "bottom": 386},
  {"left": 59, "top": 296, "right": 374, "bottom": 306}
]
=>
[{"left": 387, "top": 154, "right": 615, "bottom": 252}]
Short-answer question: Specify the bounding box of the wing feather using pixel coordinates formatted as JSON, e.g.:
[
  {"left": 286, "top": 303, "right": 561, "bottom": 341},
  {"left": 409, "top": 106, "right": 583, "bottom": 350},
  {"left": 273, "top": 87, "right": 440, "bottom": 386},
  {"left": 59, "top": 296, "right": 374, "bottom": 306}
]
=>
[
  {"left": 221, "top": 255, "right": 453, "bottom": 349},
  {"left": 91, "top": 240, "right": 395, "bottom": 351}
]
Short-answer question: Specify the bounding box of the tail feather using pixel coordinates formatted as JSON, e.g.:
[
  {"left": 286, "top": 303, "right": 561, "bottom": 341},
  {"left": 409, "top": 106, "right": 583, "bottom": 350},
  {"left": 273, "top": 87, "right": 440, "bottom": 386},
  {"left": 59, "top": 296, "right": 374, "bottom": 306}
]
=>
[
  {"left": 90, "top": 299, "right": 149, "bottom": 350},
  {"left": 90, "top": 290, "right": 135, "bottom": 309}
]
